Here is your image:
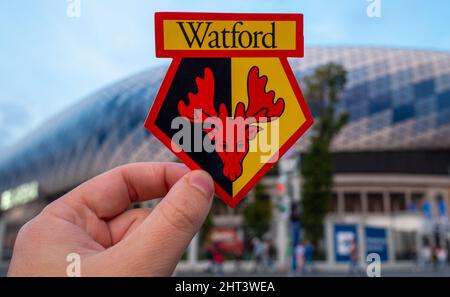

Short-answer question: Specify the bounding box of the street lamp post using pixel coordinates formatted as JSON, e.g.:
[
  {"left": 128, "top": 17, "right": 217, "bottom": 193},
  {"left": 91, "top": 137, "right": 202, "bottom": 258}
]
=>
[{"left": 276, "top": 154, "right": 301, "bottom": 273}]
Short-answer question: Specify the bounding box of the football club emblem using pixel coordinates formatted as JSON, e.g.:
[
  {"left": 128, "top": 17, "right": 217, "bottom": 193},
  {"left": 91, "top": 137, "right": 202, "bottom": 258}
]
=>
[{"left": 145, "top": 12, "right": 313, "bottom": 207}]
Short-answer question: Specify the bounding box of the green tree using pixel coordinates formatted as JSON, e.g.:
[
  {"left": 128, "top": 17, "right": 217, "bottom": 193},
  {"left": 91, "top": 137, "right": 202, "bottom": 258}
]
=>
[
  {"left": 243, "top": 183, "right": 272, "bottom": 238},
  {"left": 301, "top": 63, "right": 348, "bottom": 246}
]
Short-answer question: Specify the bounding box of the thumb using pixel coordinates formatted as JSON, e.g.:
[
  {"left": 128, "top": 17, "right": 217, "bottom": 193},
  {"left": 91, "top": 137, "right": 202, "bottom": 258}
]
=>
[{"left": 101, "top": 170, "right": 214, "bottom": 276}]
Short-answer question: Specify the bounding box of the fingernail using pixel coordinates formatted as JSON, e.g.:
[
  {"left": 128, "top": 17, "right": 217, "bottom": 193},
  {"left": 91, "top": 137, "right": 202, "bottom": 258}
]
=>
[{"left": 189, "top": 171, "right": 214, "bottom": 199}]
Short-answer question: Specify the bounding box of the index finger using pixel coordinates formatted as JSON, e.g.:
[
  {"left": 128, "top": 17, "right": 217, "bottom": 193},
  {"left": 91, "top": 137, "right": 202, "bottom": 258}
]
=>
[{"left": 62, "top": 162, "right": 190, "bottom": 219}]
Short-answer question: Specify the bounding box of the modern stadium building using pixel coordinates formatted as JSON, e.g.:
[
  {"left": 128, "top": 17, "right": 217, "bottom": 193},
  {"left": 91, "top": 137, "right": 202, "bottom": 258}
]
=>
[{"left": 1, "top": 47, "right": 450, "bottom": 270}]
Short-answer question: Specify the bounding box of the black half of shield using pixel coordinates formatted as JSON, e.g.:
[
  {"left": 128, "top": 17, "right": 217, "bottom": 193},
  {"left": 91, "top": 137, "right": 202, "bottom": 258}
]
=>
[{"left": 154, "top": 58, "right": 233, "bottom": 196}]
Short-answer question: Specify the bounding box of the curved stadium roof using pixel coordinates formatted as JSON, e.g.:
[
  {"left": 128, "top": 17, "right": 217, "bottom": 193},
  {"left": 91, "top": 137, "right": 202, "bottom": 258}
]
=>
[{"left": 1, "top": 47, "right": 450, "bottom": 195}]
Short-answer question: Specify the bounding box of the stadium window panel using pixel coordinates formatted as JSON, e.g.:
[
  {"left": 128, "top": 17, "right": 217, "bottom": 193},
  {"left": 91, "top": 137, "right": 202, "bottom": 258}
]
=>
[
  {"left": 349, "top": 101, "right": 369, "bottom": 121},
  {"left": 414, "top": 79, "right": 435, "bottom": 99},
  {"left": 369, "top": 110, "right": 392, "bottom": 132},
  {"left": 369, "top": 93, "right": 391, "bottom": 114},
  {"left": 415, "top": 114, "right": 437, "bottom": 133},
  {"left": 348, "top": 68, "right": 365, "bottom": 83},
  {"left": 347, "top": 69, "right": 358, "bottom": 82},
  {"left": 392, "top": 86, "right": 414, "bottom": 107},
  {"left": 344, "top": 193, "right": 362, "bottom": 213},
  {"left": 391, "top": 69, "right": 412, "bottom": 85},
  {"left": 377, "top": 76, "right": 390, "bottom": 93},
  {"left": 367, "top": 193, "right": 384, "bottom": 213},
  {"left": 414, "top": 95, "right": 437, "bottom": 116},
  {"left": 436, "top": 73, "right": 450, "bottom": 93},
  {"left": 328, "top": 193, "right": 338, "bottom": 213},
  {"left": 390, "top": 193, "right": 406, "bottom": 212},
  {"left": 393, "top": 103, "right": 415, "bottom": 123},
  {"left": 410, "top": 192, "right": 425, "bottom": 212},
  {"left": 398, "top": 69, "right": 413, "bottom": 84},
  {"left": 345, "top": 85, "right": 368, "bottom": 107},
  {"left": 437, "top": 108, "right": 450, "bottom": 126},
  {"left": 393, "top": 231, "right": 416, "bottom": 260},
  {"left": 369, "top": 76, "right": 390, "bottom": 98},
  {"left": 437, "top": 90, "right": 450, "bottom": 110}
]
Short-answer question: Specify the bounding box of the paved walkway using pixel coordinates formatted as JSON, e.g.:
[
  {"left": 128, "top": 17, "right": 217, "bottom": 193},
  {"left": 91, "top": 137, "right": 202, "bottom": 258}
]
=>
[
  {"left": 176, "top": 268, "right": 450, "bottom": 277},
  {"left": 2, "top": 265, "right": 449, "bottom": 277}
]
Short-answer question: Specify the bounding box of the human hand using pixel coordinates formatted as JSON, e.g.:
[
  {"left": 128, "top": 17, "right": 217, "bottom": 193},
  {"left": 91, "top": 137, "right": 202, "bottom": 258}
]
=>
[{"left": 7, "top": 162, "right": 214, "bottom": 276}]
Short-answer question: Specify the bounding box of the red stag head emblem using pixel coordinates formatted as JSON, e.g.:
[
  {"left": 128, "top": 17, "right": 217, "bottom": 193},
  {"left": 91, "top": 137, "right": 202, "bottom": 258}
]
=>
[{"left": 178, "top": 66, "right": 285, "bottom": 181}]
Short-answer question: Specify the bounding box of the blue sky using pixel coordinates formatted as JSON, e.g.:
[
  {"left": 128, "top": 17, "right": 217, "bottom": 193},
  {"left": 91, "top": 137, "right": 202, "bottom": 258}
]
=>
[{"left": 1, "top": 0, "right": 450, "bottom": 150}]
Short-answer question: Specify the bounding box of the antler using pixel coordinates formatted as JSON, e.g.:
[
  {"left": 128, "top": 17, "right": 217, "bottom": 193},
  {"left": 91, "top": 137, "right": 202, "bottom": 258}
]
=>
[
  {"left": 236, "top": 66, "right": 285, "bottom": 122},
  {"left": 178, "top": 67, "right": 217, "bottom": 122}
]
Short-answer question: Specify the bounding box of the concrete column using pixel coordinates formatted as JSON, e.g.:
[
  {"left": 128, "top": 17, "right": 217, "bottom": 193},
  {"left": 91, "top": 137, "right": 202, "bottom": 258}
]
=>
[
  {"left": 416, "top": 229, "right": 423, "bottom": 266},
  {"left": 405, "top": 190, "right": 412, "bottom": 210},
  {"left": 292, "top": 176, "right": 301, "bottom": 202},
  {"left": 337, "top": 191, "right": 345, "bottom": 215},
  {"left": 425, "top": 189, "right": 436, "bottom": 220},
  {"left": 357, "top": 221, "right": 366, "bottom": 267},
  {"left": 188, "top": 233, "right": 199, "bottom": 268},
  {"left": 325, "top": 220, "right": 335, "bottom": 266},
  {"left": 276, "top": 214, "right": 289, "bottom": 269},
  {"left": 361, "top": 191, "right": 368, "bottom": 214},
  {"left": 387, "top": 227, "right": 396, "bottom": 265},
  {"left": 383, "top": 191, "right": 391, "bottom": 214}
]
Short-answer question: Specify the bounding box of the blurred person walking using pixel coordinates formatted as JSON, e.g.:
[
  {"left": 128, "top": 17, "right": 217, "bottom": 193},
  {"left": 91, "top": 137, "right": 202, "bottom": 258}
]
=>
[
  {"left": 436, "top": 245, "right": 448, "bottom": 271},
  {"left": 304, "top": 240, "right": 314, "bottom": 273},
  {"left": 348, "top": 239, "right": 359, "bottom": 275},
  {"left": 294, "top": 242, "right": 305, "bottom": 275},
  {"left": 432, "top": 245, "right": 439, "bottom": 271},
  {"left": 252, "top": 238, "right": 265, "bottom": 272},
  {"left": 266, "top": 240, "right": 277, "bottom": 272},
  {"left": 420, "top": 245, "right": 432, "bottom": 271},
  {"left": 212, "top": 243, "right": 224, "bottom": 275}
]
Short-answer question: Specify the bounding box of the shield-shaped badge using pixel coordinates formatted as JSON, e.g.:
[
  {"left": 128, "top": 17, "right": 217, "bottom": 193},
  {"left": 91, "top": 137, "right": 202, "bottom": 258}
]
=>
[{"left": 145, "top": 12, "right": 313, "bottom": 207}]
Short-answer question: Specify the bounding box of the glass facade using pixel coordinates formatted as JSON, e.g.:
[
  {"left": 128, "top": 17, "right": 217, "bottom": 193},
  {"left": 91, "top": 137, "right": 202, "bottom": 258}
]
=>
[
  {"left": 1, "top": 47, "right": 450, "bottom": 198},
  {"left": 292, "top": 47, "right": 450, "bottom": 153}
]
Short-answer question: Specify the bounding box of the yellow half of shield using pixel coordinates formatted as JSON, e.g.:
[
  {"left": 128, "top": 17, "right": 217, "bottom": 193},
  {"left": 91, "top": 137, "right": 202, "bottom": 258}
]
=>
[{"left": 231, "top": 57, "right": 307, "bottom": 196}]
